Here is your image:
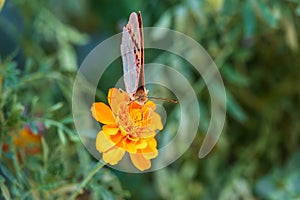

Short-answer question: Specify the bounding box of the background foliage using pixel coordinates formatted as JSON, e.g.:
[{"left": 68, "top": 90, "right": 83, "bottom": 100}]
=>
[{"left": 1, "top": 0, "right": 300, "bottom": 199}]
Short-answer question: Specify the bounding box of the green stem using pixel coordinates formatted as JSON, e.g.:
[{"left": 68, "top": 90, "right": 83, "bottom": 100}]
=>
[{"left": 68, "top": 161, "right": 106, "bottom": 200}]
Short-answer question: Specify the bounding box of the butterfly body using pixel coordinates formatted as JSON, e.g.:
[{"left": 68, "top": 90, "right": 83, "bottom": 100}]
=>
[
  {"left": 121, "top": 11, "right": 148, "bottom": 105},
  {"left": 132, "top": 86, "right": 148, "bottom": 105}
]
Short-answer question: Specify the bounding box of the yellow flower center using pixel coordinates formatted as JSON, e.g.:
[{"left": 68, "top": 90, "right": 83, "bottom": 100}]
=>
[
  {"left": 130, "top": 108, "right": 146, "bottom": 127},
  {"left": 114, "top": 102, "right": 153, "bottom": 138}
]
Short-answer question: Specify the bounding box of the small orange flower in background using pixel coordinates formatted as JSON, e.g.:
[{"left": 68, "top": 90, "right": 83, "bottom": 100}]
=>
[
  {"left": 2, "top": 125, "right": 42, "bottom": 162},
  {"left": 90, "top": 88, "right": 163, "bottom": 171},
  {"left": 13, "top": 125, "right": 42, "bottom": 155}
]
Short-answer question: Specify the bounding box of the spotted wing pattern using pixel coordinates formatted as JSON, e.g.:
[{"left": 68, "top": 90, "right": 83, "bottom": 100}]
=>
[{"left": 121, "top": 12, "right": 144, "bottom": 97}]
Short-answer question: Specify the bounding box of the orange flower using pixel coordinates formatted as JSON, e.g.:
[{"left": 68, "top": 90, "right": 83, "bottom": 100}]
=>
[
  {"left": 90, "top": 88, "right": 163, "bottom": 171},
  {"left": 2, "top": 125, "right": 42, "bottom": 163},
  {"left": 13, "top": 126, "right": 42, "bottom": 155}
]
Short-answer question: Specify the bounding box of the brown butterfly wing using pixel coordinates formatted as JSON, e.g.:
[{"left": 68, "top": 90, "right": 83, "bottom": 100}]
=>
[{"left": 121, "top": 12, "right": 147, "bottom": 104}]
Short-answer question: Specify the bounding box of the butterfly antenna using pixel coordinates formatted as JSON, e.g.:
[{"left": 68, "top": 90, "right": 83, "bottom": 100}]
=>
[{"left": 148, "top": 96, "right": 178, "bottom": 103}]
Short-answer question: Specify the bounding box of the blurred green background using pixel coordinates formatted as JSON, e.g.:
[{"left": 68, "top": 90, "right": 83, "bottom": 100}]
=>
[{"left": 1, "top": 0, "right": 300, "bottom": 199}]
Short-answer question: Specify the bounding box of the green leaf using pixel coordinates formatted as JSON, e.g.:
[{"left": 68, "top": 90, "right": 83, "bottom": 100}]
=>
[
  {"left": 282, "top": 13, "right": 299, "bottom": 51},
  {"left": 174, "top": 6, "right": 187, "bottom": 32},
  {"left": 28, "top": 121, "right": 38, "bottom": 134},
  {"left": 0, "top": 177, "right": 11, "bottom": 200},
  {"left": 58, "top": 44, "right": 78, "bottom": 72},
  {"left": 226, "top": 91, "right": 247, "bottom": 122},
  {"left": 47, "top": 102, "right": 64, "bottom": 113},
  {"left": 58, "top": 127, "right": 67, "bottom": 145},
  {"left": 0, "top": 165, "right": 15, "bottom": 184},
  {"left": 61, "top": 117, "right": 74, "bottom": 124},
  {"left": 221, "top": 64, "right": 249, "bottom": 86},
  {"left": 151, "top": 10, "right": 172, "bottom": 40},
  {"left": 243, "top": 0, "right": 255, "bottom": 37},
  {"left": 97, "top": 186, "right": 114, "bottom": 200},
  {"left": 154, "top": 10, "right": 171, "bottom": 28},
  {"left": 41, "top": 137, "right": 49, "bottom": 165},
  {"left": 254, "top": 0, "right": 279, "bottom": 27},
  {"left": 296, "top": 5, "right": 300, "bottom": 15},
  {"left": 181, "top": 161, "right": 197, "bottom": 180},
  {"left": 7, "top": 102, "right": 24, "bottom": 126}
]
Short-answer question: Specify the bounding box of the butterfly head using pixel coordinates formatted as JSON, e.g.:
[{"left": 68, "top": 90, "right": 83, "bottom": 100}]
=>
[{"left": 132, "top": 87, "right": 148, "bottom": 105}]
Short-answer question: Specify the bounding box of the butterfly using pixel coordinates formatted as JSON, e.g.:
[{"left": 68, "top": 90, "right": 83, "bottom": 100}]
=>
[
  {"left": 121, "top": 12, "right": 178, "bottom": 105},
  {"left": 121, "top": 11, "right": 148, "bottom": 105}
]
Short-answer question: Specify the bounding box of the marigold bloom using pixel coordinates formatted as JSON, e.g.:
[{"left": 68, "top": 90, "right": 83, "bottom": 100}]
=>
[
  {"left": 13, "top": 126, "right": 42, "bottom": 154},
  {"left": 2, "top": 125, "right": 42, "bottom": 163},
  {"left": 91, "top": 88, "right": 163, "bottom": 171}
]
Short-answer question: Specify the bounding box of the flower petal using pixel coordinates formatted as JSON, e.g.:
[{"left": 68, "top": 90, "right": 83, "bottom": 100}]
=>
[
  {"left": 103, "top": 124, "right": 119, "bottom": 135},
  {"left": 145, "top": 101, "right": 156, "bottom": 110},
  {"left": 130, "top": 152, "right": 151, "bottom": 171},
  {"left": 142, "top": 148, "right": 158, "bottom": 159},
  {"left": 142, "top": 138, "right": 158, "bottom": 159},
  {"left": 14, "top": 126, "right": 41, "bottom": 146},
  {"left": 147, "top": 137, "right": 157, "bottom": 149},
  {"left": 110, "top": 132, "right": 123, "bottom": 146},
  {"left": 108, "top": 88, "right": 130, "bottom": 109},
  {"left": 129, "top": 101, "right": 142, "bottom": 109},
  {"left": 151, "top": 112, "right": 163, "bottom": 130},
  {"left": 103, "top": 146, "right": 125, "bottom": 165},
  {"left": 95, "top": 131, "right": 114, "bottom": 153},
  {"left": 135, "top": 139, "right": 147, "bottom": 149},
  {"left": 123, "top": 137, "right": 137, "bottom": 153},
  {"left": 91, "top": 102, "right": 115, "bottom": 124},
  {"left": 139, "top": 129, "right": 156, "bottom": 138}
]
